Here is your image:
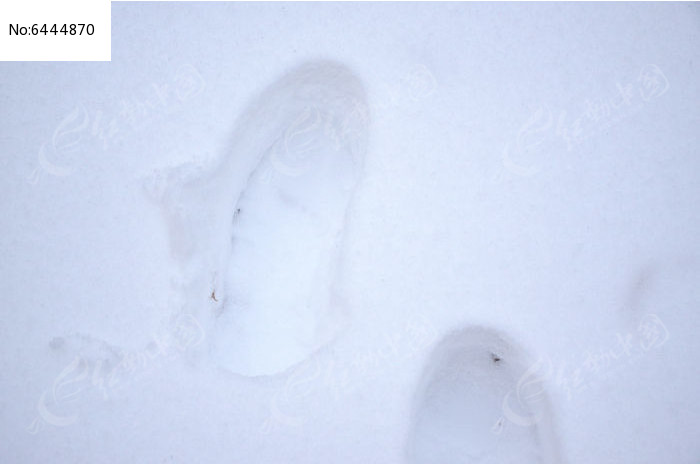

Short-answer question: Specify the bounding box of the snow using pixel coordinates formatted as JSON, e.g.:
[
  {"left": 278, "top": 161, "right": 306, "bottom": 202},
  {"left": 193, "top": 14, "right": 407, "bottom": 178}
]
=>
[
  {"left": 406, "top": 327, "right": 561, "bottom": 464},
  {"left": 1, "top": 2, "right": 700, "bottom": 463}
]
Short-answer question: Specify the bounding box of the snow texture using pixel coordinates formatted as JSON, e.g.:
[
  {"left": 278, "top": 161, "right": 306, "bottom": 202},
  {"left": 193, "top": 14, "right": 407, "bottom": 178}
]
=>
[{"left": 1, "top": 3, "right": 700, "bottom": 463}]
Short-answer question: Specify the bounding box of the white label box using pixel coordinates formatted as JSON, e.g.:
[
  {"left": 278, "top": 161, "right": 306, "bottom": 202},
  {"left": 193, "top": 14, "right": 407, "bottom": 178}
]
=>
[{"left": 0, "top": 0, "right": 110, "bottom": 61}]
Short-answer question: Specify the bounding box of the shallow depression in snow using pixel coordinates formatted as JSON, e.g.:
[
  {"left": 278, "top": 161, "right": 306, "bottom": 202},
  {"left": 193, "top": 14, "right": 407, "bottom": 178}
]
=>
[
  {"left": 407, "top": 327, "right": 561, "bottom": 464},
  {"left": 154, "top": 61, "right": 369, "bottom": 376}
]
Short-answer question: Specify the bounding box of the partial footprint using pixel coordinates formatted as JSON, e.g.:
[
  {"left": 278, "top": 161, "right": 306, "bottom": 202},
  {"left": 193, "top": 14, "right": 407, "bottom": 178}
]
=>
[
  {"left": 406, "top": 327, "right": 561, "bottom": 464},
  {"left": 149, "top": 61, "right": 369, "bottom": 377},
  {"left": 211, "top": 61, "right": 368, "bottom": 376}
]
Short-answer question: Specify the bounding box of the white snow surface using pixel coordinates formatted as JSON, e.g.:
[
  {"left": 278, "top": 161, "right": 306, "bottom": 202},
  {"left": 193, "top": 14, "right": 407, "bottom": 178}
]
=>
[{"left": 1, "top": 3, "right": 700, "bottom": 463}]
